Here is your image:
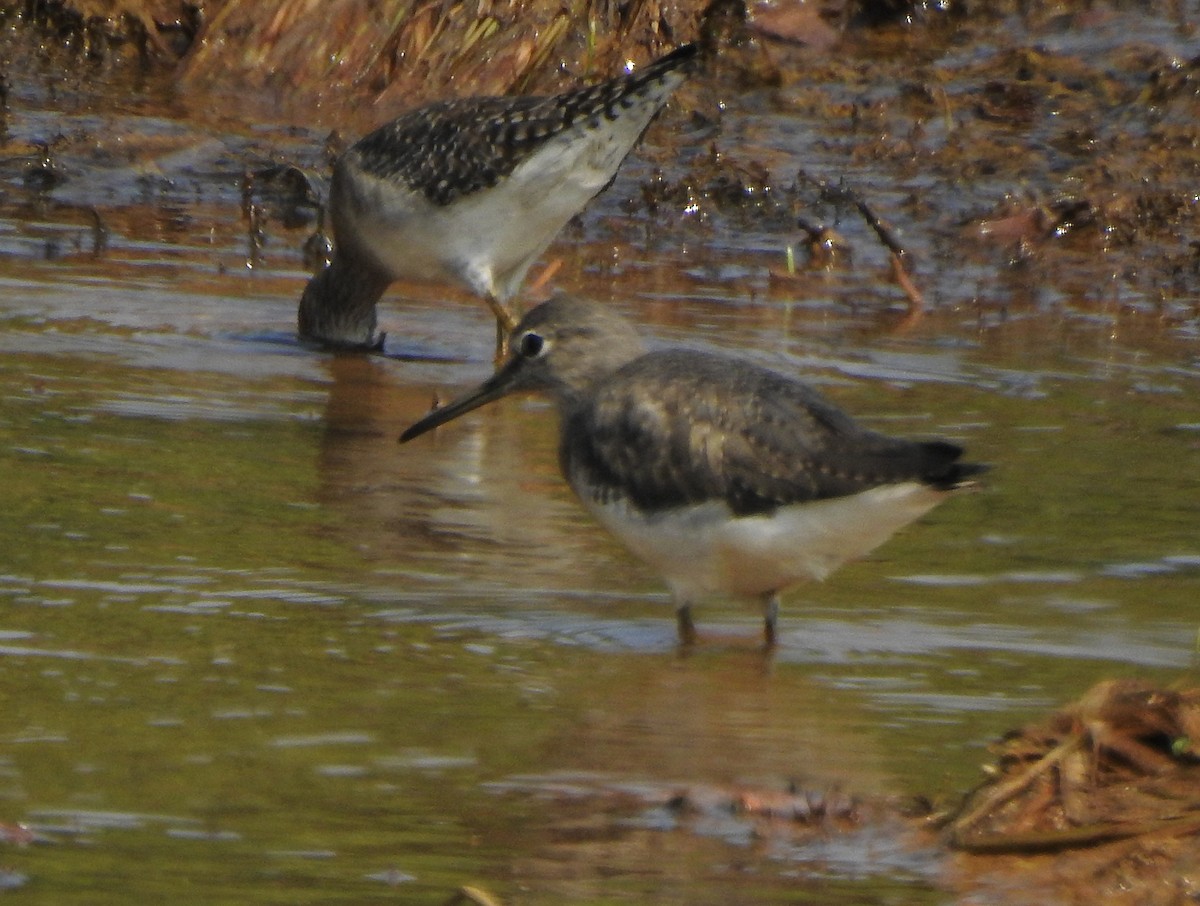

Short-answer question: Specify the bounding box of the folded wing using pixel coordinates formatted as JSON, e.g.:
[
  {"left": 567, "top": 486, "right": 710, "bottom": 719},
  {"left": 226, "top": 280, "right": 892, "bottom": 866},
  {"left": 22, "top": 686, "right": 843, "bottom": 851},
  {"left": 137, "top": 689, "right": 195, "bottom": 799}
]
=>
[{"left": 563, "top": 350, "right": 985, "bottom": 516}]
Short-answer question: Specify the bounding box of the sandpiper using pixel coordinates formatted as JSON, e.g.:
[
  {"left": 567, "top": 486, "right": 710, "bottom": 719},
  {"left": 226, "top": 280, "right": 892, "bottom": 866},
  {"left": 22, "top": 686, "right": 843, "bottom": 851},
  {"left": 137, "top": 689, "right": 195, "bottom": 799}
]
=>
[
  {"left": 298, "top": 43, "right": 698, "bottom": 356},
  {"left": 400, "top": 298, "right": 988, "bottom": 647}
]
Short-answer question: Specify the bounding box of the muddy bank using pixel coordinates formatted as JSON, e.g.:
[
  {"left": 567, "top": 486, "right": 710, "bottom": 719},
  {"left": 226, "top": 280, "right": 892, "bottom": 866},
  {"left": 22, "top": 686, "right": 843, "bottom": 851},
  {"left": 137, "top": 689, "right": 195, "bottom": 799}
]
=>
[{"left": 13, "top": 0, "right": 1200, "bottom": 336}]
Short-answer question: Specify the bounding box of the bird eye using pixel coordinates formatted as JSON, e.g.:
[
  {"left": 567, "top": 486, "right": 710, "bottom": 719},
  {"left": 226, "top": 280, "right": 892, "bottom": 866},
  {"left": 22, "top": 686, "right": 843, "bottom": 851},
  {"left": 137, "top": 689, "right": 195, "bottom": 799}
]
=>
[{"left": 518, "top": 331, "right": 546, "bottom": 358}]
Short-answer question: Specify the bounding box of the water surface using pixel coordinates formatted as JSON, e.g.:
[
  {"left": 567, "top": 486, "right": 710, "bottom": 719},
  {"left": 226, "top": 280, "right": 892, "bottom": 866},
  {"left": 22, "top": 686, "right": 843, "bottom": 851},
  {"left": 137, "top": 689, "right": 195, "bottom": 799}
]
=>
[{"left": 1, "top": 11, "right": 1198, "bottom": 904}]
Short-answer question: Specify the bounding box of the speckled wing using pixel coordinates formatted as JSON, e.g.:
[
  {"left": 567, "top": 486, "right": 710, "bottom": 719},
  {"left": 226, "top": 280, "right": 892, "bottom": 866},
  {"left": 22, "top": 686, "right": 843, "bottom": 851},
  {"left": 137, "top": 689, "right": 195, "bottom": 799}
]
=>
[
  {"left": 348, "top": 43, "right": 697, "bottom": 206},
  {"left": 562, "top": 351, "right": 982, "bottom": 516}
]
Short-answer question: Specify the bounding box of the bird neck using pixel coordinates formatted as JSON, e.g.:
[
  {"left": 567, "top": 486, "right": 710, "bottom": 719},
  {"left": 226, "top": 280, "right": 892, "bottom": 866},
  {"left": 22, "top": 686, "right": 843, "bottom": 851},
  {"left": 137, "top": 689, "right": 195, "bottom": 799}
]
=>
[
  {"left": 549, "top": 383, "right": 596, "bottom": 417},
  {"left": 297, "top": 254, "right": 390, "bottom": 349},
  {"left": 543, "top": 330, "right": 646, "bottom": 410}
]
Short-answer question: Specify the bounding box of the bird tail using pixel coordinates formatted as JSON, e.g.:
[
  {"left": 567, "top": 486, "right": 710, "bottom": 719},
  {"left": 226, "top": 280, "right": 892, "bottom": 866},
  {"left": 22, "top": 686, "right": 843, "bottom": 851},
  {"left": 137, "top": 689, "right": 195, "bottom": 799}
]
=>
[
  {"left": 642, "top": 43, "right": 701, "bottom": 79},
  {"left": 593, "top": 43, "right": 699, "bottom": 114}
]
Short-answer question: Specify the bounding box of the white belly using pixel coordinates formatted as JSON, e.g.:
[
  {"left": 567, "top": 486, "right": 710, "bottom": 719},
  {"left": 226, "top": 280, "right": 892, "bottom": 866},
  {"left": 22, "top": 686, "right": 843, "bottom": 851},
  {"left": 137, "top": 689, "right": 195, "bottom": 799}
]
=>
[{"left": 580, "top": 483, "right": 948, "bottom": 603}]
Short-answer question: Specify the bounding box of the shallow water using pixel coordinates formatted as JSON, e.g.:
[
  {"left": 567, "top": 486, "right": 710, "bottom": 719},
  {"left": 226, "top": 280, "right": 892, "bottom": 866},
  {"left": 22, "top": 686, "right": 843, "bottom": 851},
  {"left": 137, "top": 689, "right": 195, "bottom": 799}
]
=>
[{"left": 1, "top": 11, "right": 1199, "bottom": 904}]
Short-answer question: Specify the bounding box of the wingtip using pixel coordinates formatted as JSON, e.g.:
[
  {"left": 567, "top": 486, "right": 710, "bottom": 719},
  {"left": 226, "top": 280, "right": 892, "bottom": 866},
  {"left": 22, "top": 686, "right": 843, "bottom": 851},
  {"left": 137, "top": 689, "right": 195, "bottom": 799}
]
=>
[{"left": 918, "top": 441, "right": 990, "bottom": 491}]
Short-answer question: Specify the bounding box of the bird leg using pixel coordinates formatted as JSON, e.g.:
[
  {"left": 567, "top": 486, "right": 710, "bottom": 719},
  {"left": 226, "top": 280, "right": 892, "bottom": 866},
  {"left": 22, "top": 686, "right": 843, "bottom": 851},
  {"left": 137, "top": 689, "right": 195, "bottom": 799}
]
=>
[
  {"left": 676, "top": 600, "right": 698, "bottom": 647},
  {"left": 492, "top": 320, "right": 509, "bottom": 363},
  {"left": 762, "top": 593, "right": 781, "bottom": 649},
  {"left": 485, "top": 293, "right": 522, "bottom": 364}
]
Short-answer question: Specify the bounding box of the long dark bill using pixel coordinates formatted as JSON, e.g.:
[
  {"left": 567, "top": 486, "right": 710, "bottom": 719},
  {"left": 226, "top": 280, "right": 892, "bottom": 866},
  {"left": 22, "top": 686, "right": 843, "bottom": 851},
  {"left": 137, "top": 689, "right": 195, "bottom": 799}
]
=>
[{"left": 398, "top": 358, "right": 525, "bottom": 444}]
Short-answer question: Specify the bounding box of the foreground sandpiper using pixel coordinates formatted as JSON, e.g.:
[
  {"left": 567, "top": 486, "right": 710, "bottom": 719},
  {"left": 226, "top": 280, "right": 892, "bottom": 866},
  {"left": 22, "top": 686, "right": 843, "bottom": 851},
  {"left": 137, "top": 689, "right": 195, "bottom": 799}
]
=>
[
  {"left": 298, "top": 44, "right": 698, "bottom": 355},
  {"left": 400, "top": 298, "right": 988, "bottom": 646}
]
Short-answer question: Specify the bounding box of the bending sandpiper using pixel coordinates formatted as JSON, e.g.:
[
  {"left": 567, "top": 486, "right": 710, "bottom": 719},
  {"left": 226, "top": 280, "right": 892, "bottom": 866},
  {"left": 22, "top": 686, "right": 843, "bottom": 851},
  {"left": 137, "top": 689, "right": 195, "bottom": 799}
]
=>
[
  {"left": 400, "top": 298, "right": 988, "bottom": 647},
  {"left": 298, "top": 44, "right": 698, "bottom": 355}
]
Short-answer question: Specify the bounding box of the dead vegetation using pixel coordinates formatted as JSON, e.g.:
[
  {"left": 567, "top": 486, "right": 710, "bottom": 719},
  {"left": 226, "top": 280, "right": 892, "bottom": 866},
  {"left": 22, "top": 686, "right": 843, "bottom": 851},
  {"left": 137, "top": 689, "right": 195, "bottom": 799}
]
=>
[
  {"left": 11, "top": 0, "right": 710, "bottom": 105},
  {"left": 937, "top": 680, "right": 1200, "bottom": 905},
  {"left": 8, "top": 0, "right": 1107, "bottom": 106}
]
